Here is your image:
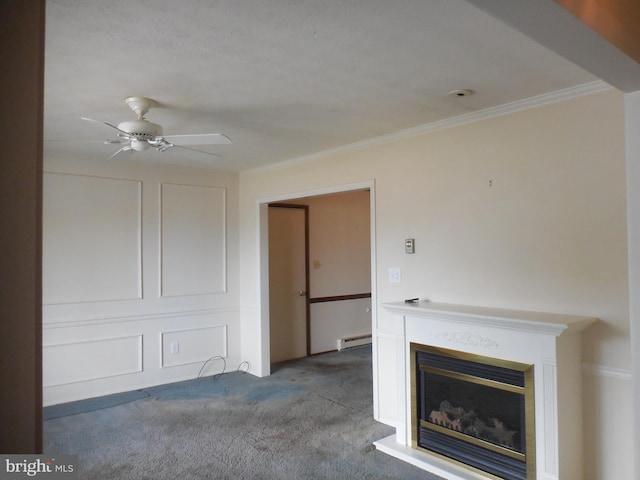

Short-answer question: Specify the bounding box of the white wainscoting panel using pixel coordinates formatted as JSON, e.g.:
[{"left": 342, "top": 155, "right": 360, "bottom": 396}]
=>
[
  {"left": 160, "top": 183, "right": 226, "bottom": 296},
  {"left": 374, "top": 332, "right": 400, "bottom": 428},
  {"left": 161, "top": 325, "right": 227, "bottom": 368},
  {"left": 43, "top": 335, "right": 143, "bottom": 387},
  {"left": 582, "top": 363, "right": 633, "bottom": 480},
  {"left": 43, "top": 173, "right": 142, "bottom": 304}
]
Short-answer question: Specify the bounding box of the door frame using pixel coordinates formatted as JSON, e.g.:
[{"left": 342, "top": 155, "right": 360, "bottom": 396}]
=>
[
  {"left": 268, "top": 203, "right": 311, "bottom": 357},
  {"left": 257, "top": 180, "right": 377, "bottom": 376}
]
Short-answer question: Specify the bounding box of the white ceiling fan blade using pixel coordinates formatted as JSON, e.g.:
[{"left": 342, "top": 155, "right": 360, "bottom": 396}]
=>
[
  {"left": 81, "top": 117, "right": 132, "bottom": 137},
  {"left": 166, "top": 144, "right": 221, "bottom": 158},
  {"left": 161, "top": 133, "right": 231, "bottom": 146}
]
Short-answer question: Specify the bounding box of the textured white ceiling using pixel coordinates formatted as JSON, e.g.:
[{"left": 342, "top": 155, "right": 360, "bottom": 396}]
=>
[{"left": 44, "top": 0, "right": 598, "bottom": 171}]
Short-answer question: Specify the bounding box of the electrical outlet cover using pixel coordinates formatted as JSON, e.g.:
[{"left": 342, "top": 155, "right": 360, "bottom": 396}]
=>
[{"left": 389, "top": 267, "right": 401, "bottom": 283}]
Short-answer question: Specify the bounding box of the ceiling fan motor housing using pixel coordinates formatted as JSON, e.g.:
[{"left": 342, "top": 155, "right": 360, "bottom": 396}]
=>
[{"left": 117, "top": 119, "right": 163, "bottom": 141}]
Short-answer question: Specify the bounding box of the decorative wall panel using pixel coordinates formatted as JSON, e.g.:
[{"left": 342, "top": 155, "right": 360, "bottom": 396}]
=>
[
  {"left": 160, "top": 184, "right": 226, "bottom": 296},
  {"left": 161, "top": 325, "right": 227, "bottom": 368},
  {"left": 43, "top": 173, "right": 142, "bottom": 304},
  {"left": 43, "top": 335, "right": 143, "bottom": 387}
]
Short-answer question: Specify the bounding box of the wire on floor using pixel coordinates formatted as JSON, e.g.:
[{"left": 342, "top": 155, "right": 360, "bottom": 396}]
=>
[{"left": 197, "top": 356, "right": 250, "bottom": 380}]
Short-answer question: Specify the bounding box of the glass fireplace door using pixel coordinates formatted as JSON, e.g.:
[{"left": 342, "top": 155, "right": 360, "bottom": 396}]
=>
[{"left": 411, "top": 344, "right": 535, "bottom": 480}]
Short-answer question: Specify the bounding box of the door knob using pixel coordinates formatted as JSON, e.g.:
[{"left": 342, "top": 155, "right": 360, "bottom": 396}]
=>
[{"left": 297, "top": 290, "right": 307, "bottom": 296}]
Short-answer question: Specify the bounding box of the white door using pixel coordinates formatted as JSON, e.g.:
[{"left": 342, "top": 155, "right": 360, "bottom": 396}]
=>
[{"left": 268, "top": 205, "right": 308, "bottom": 364}]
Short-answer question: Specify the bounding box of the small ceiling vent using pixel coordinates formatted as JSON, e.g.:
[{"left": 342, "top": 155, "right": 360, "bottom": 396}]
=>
[{"left": 449, "top": 89, "right": 474, "bottom": 97}]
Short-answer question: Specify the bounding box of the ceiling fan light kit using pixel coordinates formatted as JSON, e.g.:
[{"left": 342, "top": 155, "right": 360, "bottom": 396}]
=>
[{"left": 83, "top": 96, "right": 231, "bottom": 159}]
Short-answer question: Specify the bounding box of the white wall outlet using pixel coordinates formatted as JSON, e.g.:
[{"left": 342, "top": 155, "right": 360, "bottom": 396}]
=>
[
  {"left": 170, "top": 342, "right": 179, "bottom": 355},
  {"left": 389, "top": 267, "right": 401, "bottom": 283}
]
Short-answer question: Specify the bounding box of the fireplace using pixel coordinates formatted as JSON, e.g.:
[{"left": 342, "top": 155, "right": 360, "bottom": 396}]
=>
[
  {"left": 375, "top": 301, "right": 596, "bottom": 480},
  {"left": 411, "top": 343, "right": 535, "bottom": 480}
]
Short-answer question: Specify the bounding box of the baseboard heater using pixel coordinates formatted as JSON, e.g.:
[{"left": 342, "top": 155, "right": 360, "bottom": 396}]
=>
[{"left": 337, "top": 334, "right": 372, "bottom": 351}]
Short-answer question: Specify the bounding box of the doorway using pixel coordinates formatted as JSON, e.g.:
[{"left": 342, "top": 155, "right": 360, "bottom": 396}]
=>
[{"left": 263, "top": 183, "right": 375, "bottom": 372}]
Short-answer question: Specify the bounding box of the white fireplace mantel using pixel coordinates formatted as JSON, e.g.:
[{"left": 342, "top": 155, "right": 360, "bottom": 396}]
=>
[{"left": 374, "top": 301, "right": 596, "bottom": 480}]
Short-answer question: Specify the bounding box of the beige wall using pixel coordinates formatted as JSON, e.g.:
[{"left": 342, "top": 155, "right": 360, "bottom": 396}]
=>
[
  {"left": 305, "top": 190, "right": 371, "bottom": 297},
  {"left": 239, "top": 88, "right": 631, "bottom": 478}
]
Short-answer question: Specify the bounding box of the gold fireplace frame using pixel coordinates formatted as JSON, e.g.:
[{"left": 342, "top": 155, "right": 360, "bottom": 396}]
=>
[{"left": 410, "top": 343, "right": 536, "bottom": 479}]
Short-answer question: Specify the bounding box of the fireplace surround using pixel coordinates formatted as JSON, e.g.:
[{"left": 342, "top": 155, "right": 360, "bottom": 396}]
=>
[{"left": 375, "top": 301, "right": 596, "bottom": 480}]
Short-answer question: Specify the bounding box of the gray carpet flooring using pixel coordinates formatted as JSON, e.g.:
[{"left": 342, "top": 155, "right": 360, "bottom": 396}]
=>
[{"left": 44, "top": 347, "right": 442, "bottom": 479}]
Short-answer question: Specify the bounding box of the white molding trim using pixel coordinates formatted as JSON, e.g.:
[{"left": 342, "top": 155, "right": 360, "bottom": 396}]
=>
[
  {"left": 43, "top": 172, "right": 144, "bottom": 305},
  {"left": 239, "top": 303, "right": 259, "bottom": 314},
  {"left": 43, "top": 306, "right": 240, "bottom": 328},
  {"left": 246, "top": 81, "right": 611, "bottom": 174},
  {"left": 159, "top": 183, "right": 227, "bottom": 297},
  {"left": 582, "top": 362, "right": 633, "bottom": 380},
  {"left": 43, "top": 334, "right": 143, "bottom": 387},
  {"left": 255, "top": 180, "right": 374, "bottom": 205},
  {"left": 383, "top": 301, "right": 596, "bottom": 337},
  {"left": 542, "top": 362, "right": 559, "bottom": 476},
  {"left": 160, "top": 324, "right": 228, "bottom": 368}
]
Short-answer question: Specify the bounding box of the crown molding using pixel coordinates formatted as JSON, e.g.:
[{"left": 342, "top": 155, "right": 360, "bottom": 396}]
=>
[{"left": 245, "top": 80, "right": 611, "bottom": 175}]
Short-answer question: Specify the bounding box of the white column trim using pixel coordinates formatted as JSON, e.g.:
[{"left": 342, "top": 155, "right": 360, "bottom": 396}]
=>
[{"left": 625, "top": 91, "right": 640, "bottom": 480}]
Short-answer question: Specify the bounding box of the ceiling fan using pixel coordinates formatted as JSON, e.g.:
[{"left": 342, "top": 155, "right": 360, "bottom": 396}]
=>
[{"left": 82, "top": 96, "right": 231, "bottom": 159}]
